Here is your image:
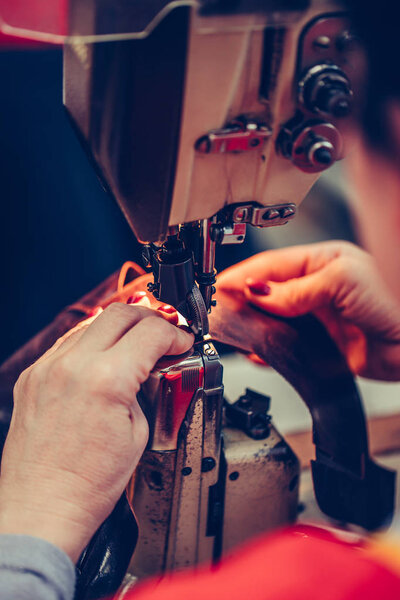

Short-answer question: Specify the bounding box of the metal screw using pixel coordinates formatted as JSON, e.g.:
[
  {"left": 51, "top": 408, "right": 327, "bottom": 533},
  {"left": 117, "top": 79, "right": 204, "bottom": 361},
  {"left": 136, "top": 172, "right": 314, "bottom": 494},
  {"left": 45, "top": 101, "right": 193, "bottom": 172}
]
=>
[
  {"left": 234, "top": 208, "right": 247, "bottom": 222},
  {"left": 229, "top": 471, "right": 240, "bottom": 481},
  {"left": 313, "top": 35, "right": 331, "bottom": 50},
  {"left": 182, "top": 467, "right": 192, "bottom": 476}
]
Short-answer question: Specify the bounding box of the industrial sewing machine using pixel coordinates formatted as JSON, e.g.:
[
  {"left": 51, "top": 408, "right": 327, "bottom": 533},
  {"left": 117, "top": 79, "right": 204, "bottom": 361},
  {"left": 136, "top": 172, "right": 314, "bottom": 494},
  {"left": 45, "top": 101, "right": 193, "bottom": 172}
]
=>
[{"left": 0, "top": 1, "right": 395, "bottom": 598}]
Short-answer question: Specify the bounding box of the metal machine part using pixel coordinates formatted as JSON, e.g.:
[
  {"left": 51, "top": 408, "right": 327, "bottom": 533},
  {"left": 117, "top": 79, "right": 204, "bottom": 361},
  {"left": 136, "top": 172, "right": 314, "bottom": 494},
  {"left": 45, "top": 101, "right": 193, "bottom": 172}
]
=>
[
  {"left": 298, "top": 63, "right": 353, "bottom": 118},
  {"left": 126, "top": 344, "right": 299, "bottom": 581},
  {"left": 230, "top": 202, "right": 297, "bottom": 228},
  {"left": 277, "top": 14, "right": 363, "bottom": 173},
  {"left": 197, "top": 218, "right": 217, "bottom": 313},
  {"left": 0, "top": 0, "right": 312, "bottom": 42},
  {"left": 144, "top": 231, "right": 210, "bottom": 336},
  {"left": 63, "top": 2, "right": 360, "bottom": 242},
  {"left": 195, "top": 118, "right": 272, "bottom": 154},
  {"left": 208, "top": 202, "right": 296, "bottom": 245},
  {"left": 277, "top": 118, "right": 343, "bottom": 172},
  {"left": 222, "top": 423, "right": 299, "bottom": 556},
  {"left": 225, "top": 388, "right": 272, "bottom": 440},
  {"left": 127, "top": 338, "right": 224, "bottom": 578},
  {"left": 146, "top": 199, "right": 296, "bottom": 332}
]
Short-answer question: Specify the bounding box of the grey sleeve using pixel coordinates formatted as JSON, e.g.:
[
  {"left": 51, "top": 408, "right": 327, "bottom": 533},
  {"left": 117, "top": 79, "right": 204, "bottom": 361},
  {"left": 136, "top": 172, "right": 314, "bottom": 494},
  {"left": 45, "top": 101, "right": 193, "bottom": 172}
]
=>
[{"left": 0, "top": 534, "right": 76, "bottom": 600}]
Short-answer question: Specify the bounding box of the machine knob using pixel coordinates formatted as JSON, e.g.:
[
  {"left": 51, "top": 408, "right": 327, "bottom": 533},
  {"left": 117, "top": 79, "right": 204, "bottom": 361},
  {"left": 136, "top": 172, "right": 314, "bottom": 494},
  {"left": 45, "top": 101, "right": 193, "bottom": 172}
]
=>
[
  {"left": 306, "top": 136, "right": 335, "bottom": 168},
  {"left": 277, "top": 120, "right": 343, "bottom": 173},
  {"left": 298, "top": 64, "right": 353, "bottom": 118}
]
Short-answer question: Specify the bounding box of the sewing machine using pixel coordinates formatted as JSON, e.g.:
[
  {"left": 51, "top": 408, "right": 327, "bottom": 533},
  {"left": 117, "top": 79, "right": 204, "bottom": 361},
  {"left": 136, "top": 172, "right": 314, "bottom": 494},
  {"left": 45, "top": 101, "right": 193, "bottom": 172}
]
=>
[{"left": 0, "top": 1, "right": 395, "bottom": 598}]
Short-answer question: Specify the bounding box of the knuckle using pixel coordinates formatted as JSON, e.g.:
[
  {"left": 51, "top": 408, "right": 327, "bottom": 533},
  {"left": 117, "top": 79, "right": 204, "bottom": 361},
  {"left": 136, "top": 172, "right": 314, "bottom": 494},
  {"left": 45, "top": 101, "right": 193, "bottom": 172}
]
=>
[
  {"left": 103, "top": 302, "right": 130, "bottom": 319},
  {"left": 330, "top": 240, "right": 364, "bottom": 259},
  {"left": 13, "top": 362, "right": 47, "bottom": 407},
  {"left": 49, "top": 354, "right": 76, "bottom": 382},
  {"left": 330, "top": 255, "right": 355, "bottom": 281},
  {"left": 86, "top": 360, "right": 114, "bottom": 391}
]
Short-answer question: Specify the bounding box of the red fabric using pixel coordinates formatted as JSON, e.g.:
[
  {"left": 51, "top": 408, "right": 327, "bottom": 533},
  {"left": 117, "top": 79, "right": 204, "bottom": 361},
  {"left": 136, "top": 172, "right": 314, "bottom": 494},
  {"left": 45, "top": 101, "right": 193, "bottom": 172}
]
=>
[
  {"left": 0, "top": 0, "right": 67, "bottom": 45},
  {"left": 127, "top": 526, "right": 400, "bottom": 600},
  {"left": 0, "top": 31, "right": 46, "bottom": 47}
]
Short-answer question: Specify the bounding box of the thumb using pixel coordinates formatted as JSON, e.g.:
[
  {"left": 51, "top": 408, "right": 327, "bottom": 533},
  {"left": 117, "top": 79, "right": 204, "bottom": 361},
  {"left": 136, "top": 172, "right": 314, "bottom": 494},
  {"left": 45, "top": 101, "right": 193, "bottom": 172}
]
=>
[{"left": 245, "top": 269, "right": 333, "bottom": 318}]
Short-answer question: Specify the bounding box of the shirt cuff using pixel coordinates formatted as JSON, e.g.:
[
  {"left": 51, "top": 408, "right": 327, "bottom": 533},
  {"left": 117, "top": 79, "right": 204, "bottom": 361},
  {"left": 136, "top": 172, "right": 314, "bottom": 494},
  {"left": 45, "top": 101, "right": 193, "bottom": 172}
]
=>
[{"left": 0, "top": 534, "right": 76, "bottom": 600}]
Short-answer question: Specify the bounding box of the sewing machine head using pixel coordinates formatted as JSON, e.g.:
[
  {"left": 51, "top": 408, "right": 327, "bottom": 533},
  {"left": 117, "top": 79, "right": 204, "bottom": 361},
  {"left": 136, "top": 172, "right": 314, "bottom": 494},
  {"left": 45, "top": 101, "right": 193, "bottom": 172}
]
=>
[
  {"left": 57, "top": 0, "right": 362, "bottom": 244},
  {"left": 0, "top": 0, "right": 363, "bottom": 332},
  {"left": 0, "top": 0, "right": 362, "bottom": 240}
]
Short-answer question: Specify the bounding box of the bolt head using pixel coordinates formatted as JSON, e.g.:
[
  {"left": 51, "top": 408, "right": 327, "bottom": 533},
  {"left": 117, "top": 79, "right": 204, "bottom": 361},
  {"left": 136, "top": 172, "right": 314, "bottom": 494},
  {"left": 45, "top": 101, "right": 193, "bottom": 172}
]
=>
[{"left": 313, "top": 35, "right": 331, "bottom": 50}]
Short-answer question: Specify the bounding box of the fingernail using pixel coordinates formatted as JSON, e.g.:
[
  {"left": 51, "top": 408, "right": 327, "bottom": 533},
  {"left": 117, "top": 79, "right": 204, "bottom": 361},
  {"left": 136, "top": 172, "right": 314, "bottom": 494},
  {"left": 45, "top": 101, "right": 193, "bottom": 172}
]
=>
[
  {"left": 246, "top": 280, "right": 271, "bottom": 296},
  {"left": 157, "top": 304, "right": 175, "bottom": 314},
  {"left": 127, "top": 291, "right": 147, "bottom": 304}
]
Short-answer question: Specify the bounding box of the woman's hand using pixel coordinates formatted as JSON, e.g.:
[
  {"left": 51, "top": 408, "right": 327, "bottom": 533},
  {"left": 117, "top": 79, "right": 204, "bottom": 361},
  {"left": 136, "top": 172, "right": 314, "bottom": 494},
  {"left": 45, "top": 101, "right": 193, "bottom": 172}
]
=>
[
  {"left": 218, "top": 241, "right": 400, "bottom": 380},
  {"left": 0, "top": 303, "right": 193, "bottom": 562}
]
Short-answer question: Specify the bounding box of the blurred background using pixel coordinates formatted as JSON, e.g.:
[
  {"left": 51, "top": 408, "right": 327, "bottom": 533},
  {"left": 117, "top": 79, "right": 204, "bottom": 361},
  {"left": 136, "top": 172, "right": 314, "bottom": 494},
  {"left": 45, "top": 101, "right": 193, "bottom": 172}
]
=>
[{"left": 0, "top": 46, "right": 357, "bottom": 364}]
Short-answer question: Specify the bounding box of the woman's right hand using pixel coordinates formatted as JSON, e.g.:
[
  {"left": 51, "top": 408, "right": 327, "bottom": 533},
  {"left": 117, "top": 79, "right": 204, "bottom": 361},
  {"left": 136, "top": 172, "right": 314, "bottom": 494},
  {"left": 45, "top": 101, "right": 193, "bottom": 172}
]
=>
[{"left": 218, "top": 241, "right": 400, "bottom": 380}]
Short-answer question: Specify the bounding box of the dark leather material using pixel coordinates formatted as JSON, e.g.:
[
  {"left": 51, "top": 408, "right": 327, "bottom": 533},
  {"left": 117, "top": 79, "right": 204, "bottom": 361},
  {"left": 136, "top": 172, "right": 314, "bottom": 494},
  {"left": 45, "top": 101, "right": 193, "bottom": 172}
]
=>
[
  {"left": 75, "top": 493, "right": 138, "bottom": 600},
  {"left": 208, "top": 287, "right": 395, "bottom": 530}
]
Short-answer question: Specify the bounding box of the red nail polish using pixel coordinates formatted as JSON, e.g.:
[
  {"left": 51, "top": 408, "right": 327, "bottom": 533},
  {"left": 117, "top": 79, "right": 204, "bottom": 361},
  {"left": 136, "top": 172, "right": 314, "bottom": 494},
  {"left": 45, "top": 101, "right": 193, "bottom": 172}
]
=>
[
  {"left": 157, "top": 304, "right": 175, "bottom": 314},
  {"left": 247, "top": 281, "right": 271, "bottom": 296},
  {"left": 127, "top": 291, "right": 147, "bottom": 304}
]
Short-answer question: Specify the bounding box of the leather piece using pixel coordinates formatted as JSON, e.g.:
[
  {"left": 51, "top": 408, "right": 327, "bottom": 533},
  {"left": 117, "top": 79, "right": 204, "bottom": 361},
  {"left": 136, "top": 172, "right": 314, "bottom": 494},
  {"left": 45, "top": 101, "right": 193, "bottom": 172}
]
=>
[{"left": 75, "top": 493, "right": 138, "bottom": 600}]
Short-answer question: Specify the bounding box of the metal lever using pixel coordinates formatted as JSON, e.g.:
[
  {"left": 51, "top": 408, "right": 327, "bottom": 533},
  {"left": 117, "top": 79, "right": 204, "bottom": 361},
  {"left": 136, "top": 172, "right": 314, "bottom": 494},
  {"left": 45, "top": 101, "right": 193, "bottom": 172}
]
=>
[{"left": 195, "top": 118, "right": 271, "bottom": 154}]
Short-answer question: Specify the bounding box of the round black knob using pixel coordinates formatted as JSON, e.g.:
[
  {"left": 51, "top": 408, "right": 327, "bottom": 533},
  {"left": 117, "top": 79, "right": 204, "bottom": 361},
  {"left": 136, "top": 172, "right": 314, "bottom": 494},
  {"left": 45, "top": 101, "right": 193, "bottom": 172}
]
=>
[
  {"left": 306, "top": 137, "right": 335, "bottom": 168},
  {"left": 299, "top": 64, "right": 353, "bottom": 118},
  {"left": 314, "top": 147, "right": 333, "bottom": 165},
  {"left": 276, "top": 118, "right": 343, "bottom": 173},
  {"left": 315, "top": 85, "right": 352, "bottom": 118}
]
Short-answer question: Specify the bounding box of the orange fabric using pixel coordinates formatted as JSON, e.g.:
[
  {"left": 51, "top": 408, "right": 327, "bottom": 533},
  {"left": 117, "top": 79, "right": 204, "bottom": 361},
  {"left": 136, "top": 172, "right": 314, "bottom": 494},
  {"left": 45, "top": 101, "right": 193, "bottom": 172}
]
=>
[{"left": 127, "top": 526, "right": 400, "bottom": 600}]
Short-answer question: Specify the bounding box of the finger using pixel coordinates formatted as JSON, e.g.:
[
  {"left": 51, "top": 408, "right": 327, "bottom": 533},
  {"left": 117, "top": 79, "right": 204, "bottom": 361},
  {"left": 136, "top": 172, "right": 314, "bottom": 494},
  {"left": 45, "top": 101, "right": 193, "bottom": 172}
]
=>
[
  {"left": 77, "top": 303, "right": 167, "bottom": 351},
  {"left": 110, "top": 316, "right": 194, "bottom": 384},
  {"left": 217, "top": 241, "right": 347, "bottom": 291},
  {"left": 244, "top": 264, "right": 336, "bottom": 318},
  {"left": 34, "top": 313, "right": 101, "bottom": 365}
]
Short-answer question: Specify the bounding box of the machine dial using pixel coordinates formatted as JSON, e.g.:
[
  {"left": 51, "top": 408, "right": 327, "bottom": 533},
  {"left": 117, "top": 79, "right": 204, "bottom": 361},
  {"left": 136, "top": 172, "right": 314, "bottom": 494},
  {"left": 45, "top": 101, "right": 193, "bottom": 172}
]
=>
[
  {"left": 298, "top": 64, "right": 353, "bottom": 118},
  {"left": 277, "top": 120, "right": 343, "bottom": 173}
]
